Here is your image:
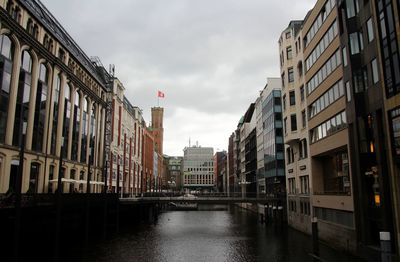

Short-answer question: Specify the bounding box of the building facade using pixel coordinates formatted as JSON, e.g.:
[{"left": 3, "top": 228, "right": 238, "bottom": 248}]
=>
[
  {"left": 303, "top": 0, "right": 356, "bottom": 251},
  {"left": 183, "top": 146, "right": 214, "bottom": 191},
  {"left": 0, "top": 0, "right": 109, "bottom": 194},
  {"left": 279, "top": 21, "right": 312, "bottom": 234}
]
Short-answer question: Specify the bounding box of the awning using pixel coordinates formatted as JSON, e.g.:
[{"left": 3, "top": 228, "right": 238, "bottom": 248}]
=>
[{"left": 49, "top": 179, "right": 104, "bottom": 185}]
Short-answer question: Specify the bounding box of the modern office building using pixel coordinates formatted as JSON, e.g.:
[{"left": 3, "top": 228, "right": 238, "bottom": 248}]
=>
[
  {"left": 183, "top": 145, "right": 214, "bottom": 191},
  {"left": 370, "top": 0, "right": 400, "bottom": 256},
  {"left": 259, "top": 78, "right": 285, "bottom": 197},
  {"left": 279, "top": 21, "right": 312, "bottom": 234},
  {"left": 303, "top": 0, "right": 355, "bottom": 251},
  {"left": 0, "top": 0, "right": 110, "bottom": 194},
  {"left": 337, "top": 0, "right": 396, "bottom": 257}
]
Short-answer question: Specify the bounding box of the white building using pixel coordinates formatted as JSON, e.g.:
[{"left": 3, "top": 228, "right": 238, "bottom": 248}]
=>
[{"left": 183, "top": 146, "right": 214, "bottom": 191}]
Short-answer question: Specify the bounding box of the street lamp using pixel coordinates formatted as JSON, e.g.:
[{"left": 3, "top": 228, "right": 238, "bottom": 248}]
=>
[
  {"left": 86, "top": 149, "right": 92, "bottom": 194},
  {"left": 14, "top": 120, "right": 27, "bottom": 261}
]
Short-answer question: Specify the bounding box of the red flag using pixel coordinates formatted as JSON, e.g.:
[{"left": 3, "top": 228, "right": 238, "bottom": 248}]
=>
[{"left": 158, "top": 91, "right": 165, "bottom": 98}]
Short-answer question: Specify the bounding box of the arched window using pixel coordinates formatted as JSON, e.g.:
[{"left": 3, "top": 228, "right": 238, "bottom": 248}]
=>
[
  {"left": 26, "top": 18, "right": 34, "bottom": 35},
  {"left": 81, "top": 98, "right": 88, "bottom": 163},
  {"left": 62, "top": 84, "right": 71, "bottom": 157},
  {"left": 48, "top": 165, "right": 55, "bottom": 193},
  {"left": 13, "top": 50, "right": 32, "bottom": 146},
  {"left": 71, "top": 91, "right": 80, "bottom": 161},
  {"left": 28, "top": 162, "right": 40, "bottom": 193},
  {"left": 69, "top": 169, "right": 76, "bottom": 192},
  {"left": 90, "top": 104, "right": 96, "bottom": 165},
  {"left": 32, "top": 64, "right": 48, "bottom": 152},
  {"left": 50, "top": 75, "right": 61, "bottom": 155},
  {"left": 0, "top": 35, "right": 14, "bottom": 144}
]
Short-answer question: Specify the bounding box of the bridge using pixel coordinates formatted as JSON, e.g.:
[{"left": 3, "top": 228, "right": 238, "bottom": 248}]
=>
[{"left": 119, "top": 192, "right": 286, "bottom": 205}]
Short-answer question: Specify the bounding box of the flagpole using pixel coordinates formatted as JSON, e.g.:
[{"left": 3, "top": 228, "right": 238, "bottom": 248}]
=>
[{"left": 158, "top": 96, "right": 159, "bottom": 107}]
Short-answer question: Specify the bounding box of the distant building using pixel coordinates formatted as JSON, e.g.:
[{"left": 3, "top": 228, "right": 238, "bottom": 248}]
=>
[
  {"left": 214, "top": 151, "right": 227, "bottom": 192},
  {"left": 238, "top": 104, "right": 256, "bottom": 197},
  {"left": 164, "top": 155, "right": 183, "bottom": 190},
  {"left": 183, "top": 146, "right": 214, "bottom": 191}
]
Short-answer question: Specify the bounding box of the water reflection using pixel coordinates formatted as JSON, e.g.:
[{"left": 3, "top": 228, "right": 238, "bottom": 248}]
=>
[{"left": 79, "top": 206, "right": 363, "bottom": 262}]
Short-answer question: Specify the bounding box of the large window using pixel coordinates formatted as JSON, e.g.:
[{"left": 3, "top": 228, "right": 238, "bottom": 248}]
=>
[
  {"left": 90, "top": 105, "right": 96, "bottom": 165},
  {"left": 71, "top": 91, "right": 80, "bottom": 161},
  {"left": 62, "top": 84, "right": 71, "bottom": 157},
  {"left": 307, "top": 49, "right": 342, "bottom": 95},
  {"left": 310, "top": 111, "right": 347, "bottom": 143},
  {"left": 13, "top": 50, "right": 32, "bottom": 146},
  {"left": 305, "top": 20, "right": 338, "bottom": 71},
  {"left": 0, "top": 35, "right": 14, "bottom": 144},
  {"left": 304, "top": 0, "right": 336, "bottom": 47},
  {"left": 32, "top": 64, "right": 48, "bottom": 152},
  {"left": 51, "top": 75, "right": 61, "bottom": 155},
  {"left": 81, "top": 98, "right": 88, "bottom": 163},
  {"left": 309, "top": 80, "right": 344, "bottom": 118}
]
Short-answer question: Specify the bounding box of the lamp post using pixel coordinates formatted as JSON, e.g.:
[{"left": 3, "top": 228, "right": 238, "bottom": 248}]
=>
[
  {"left": 54, "top": 136, "right": 64, "bottom": 261},
  {"left": 86, "top": 149, "right": 92, "bottom": 194},
  {"left": 85, "top": 148, "right": 92, "bottom": 247},
  {"left": 14, "top": 120, "right": 27, "bottom": 261}
]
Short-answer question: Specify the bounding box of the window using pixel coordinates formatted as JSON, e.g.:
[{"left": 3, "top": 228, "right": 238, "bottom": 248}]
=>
[
  {"left": 302, "top": 110, "right": 306, "bottom": 128},
  {"left": 281, "top": 72, "right": 285, "bottom": 88},
  {"left": 346, "top": 81, "right": 352, "bottom": 102},
  {"left": 342, "top": 47, "right": 348, "bottom": 67},
  {"left": 0, "top": 35, "right": 14, "bottom": 144},
  {"left": 283, "top": 94, "right": 286, "bottom": 111},
  {"left": 288, "top": 67, "right": 294, "bottom": 83},
  {"left": 371, "top": 58, "right": 379, "bottom": 84},
  {"left": 288, "top": 178, "right": 296, "bottom": 194},
  {"left": 28, "top": 163, "right": 40, "bottom": 193},
  {"left": 81, "top": 98, "right": 89, "bottom": 163},
  {"left": 32, "top": 64, "right": 48, "bottom": 152},
  {"left": 367, "top": 18, "right": 374, "bottom": 42},
  {"left": 289, "top": 91, "right": 295, "bottom": 106},
  {"left": 346, "top": 0, "right": 356, "bottom": 18},
  {"left": 300, "top": 176, "right": 309, "bottom": 194},
  {"left": 291, "top": 114, "right": 297, "bottom": 132},
  {"left": 13, "top": 50, "right": 32, "bottom": 146},
  {"left": 284, "top": 117, "right": 287, "bottom": 134},
  {"left": 48, "top": 165, "right": 54, "bottom": 193},
  {"left": 62, "top": 85, "right": 71, "bottom": 157},
  {"left": 287, "top": 46, "right": 292, "bottom": 60},
  {"left": 51, "top": 75, "right": 61, "bottom": 155},
  {"left": 286, "top": 31, "right": 291, "bottom": 39},
  {"left": 72, "top": 91, "right": 81, "bottom": 161},
  {"left": 349, "top": 33, "right": 360, "bottom": 55}
]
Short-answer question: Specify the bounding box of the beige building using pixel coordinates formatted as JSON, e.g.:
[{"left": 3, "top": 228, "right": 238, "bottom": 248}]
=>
[
  {"left": 0, "top": 0, "right": 109, "bottom": 194},
  {"left": 303, "top": 0, "right": 355, "bottom": 251},
  {"left": 279, "top": 21, "right": 312, "bottom": 234},
  {"left": 108, "top": 77, "right": 146, "bottom": 195}
]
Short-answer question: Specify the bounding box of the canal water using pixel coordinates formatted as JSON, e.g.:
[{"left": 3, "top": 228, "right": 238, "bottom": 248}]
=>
[{"left": 67, "top": 206, "right": 364, "bottom": 262}]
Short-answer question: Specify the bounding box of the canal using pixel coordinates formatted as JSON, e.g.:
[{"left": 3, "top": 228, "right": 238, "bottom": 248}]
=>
[{"left": 65, "top": 206, "right": 364, "bottom": 262}]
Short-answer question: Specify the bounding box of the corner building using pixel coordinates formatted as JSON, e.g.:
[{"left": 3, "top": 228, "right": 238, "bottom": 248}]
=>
[
  {"left": 279, "top": 20, "right": 312, "bottom": 235},
  {"left": 303, "top": 0, "right": 356, "bottom": 251},
  {"left": 0, "top": 0, "right": 108, "bottom": 193}
]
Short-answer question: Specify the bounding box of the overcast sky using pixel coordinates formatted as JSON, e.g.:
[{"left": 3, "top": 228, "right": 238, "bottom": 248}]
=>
[{"left": 41, "top": 0, "right": 315, "bottom": 156}]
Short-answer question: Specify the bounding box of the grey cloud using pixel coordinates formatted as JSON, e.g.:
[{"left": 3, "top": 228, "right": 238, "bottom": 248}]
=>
[{"left": 42, "top": 0, "right": 315, "bottom": 155}]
